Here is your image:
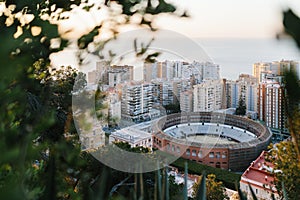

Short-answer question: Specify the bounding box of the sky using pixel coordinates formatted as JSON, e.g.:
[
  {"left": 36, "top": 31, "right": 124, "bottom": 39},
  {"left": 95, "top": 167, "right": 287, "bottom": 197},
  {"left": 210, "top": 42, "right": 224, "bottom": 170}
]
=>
[
  {"left": 57, "top": 0, "right": 300, "bottom": 39},
  {"left": 154, "top": 0, "right": 300, "bottom": 38}
]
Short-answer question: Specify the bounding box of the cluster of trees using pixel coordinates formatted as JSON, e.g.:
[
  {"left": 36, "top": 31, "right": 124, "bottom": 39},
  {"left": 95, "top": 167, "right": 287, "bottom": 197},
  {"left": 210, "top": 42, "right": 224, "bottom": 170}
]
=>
[
  {"left": 192, "top": 174, "right": 229, "bottom": 200},
  {"left": 0, "top": 0, "right": 186, "bottom": 199}
]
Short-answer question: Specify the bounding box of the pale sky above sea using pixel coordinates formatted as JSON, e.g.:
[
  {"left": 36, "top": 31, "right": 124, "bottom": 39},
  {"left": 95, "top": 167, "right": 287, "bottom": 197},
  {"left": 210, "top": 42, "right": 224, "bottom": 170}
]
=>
[
  {"left": 155, "top": 0, "right": 300, "bottom": 38},
  {"left": 58, "top": 0, "right": 300, "bottom": 39}
]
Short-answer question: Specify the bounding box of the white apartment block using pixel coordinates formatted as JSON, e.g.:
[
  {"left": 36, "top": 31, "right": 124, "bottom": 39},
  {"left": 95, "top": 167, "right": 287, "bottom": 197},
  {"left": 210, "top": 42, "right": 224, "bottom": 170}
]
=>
[
  {"left": 192, "top": 61, "right": 220, "bottom": 81},
  {"left": 152, "top": 79, "right": 174, "bottom": 106},
  {"left": 143, "top": 60, "right": 220, "bottom": 83},
  {"left": 253, "top": 60, "right": 299, "bottom": 82},
  {"left": 180, "top": 90, "right": 193, "bottom": 112},
  {"left": 193, "top": 80, "right": 222, "bottom": 112},
  {"left": 121, "top": 82, "right": 154, "bottom": 122},
  {"left": 143, "top": 61, "right": 174, "bottom": 81},
  {"left": 172, "top": 79, "right": 191, "bottom": 104},
  {"left": 226, "top": 74, "right": 258, "bottom": 112}
]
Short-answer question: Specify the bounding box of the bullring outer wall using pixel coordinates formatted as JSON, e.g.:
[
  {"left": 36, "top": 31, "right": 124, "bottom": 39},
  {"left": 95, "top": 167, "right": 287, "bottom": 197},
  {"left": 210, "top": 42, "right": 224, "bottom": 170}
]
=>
[{"left": 152, "top": 112, "right": 272, "bottom": 171}]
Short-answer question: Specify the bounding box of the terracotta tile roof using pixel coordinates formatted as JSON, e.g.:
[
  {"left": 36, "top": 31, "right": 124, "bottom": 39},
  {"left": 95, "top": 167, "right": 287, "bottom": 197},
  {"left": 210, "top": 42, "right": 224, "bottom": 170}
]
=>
[{"left": 241, "top": 151, "right": 277, "bottom": 191}]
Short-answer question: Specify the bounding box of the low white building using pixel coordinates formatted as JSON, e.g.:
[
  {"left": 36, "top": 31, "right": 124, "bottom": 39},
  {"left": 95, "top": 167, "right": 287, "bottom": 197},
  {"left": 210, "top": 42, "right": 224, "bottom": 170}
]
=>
[{"left": 109, "top": 127, "right": 152, "bottom": 149}]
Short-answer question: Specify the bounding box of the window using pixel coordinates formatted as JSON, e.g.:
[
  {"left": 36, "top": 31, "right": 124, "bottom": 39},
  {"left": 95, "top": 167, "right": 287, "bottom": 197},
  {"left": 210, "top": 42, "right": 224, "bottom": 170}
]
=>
[
  {"left": 176, "top": 146, "right": 180, "bottom": 154},
  {"left": 186, "top": 149, "right": 190, "bottom": 156},
  {"left": 192, "top": 150, "right": 196, "bottom": 157},
  {"left": 198, "top": 151, "right": 203, "bottom": 158},
  {"left": 222, "top": 152, "right": 227, "bottom": 158},
  {"left": 172, "top": 145, "right": 175, "bottom": 152},
  {"left": 167, "top": 143, "right": 170, "bottom": 151},
  {"left": 216, "top": 152, "right": 220, "bottom": 158},
  {"left": 209, "top": 152, "right": 214, "bottom": 158}
]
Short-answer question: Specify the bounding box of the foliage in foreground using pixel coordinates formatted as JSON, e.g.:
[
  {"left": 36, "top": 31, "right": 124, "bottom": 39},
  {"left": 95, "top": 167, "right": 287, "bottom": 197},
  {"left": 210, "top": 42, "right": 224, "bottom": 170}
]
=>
[
  {"left": 172, "top": 158, "right": 241, "bottom": 190},
  {"left": 0, "top": 0, "right": 183, "bottom": 199},
  {"left": 192, "top": 174, "right": 229, "bottom": 200}
]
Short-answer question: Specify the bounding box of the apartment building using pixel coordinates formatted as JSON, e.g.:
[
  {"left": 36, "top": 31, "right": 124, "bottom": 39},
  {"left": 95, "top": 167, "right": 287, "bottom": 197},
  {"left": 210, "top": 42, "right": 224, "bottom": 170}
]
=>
[
  {"left": 121, "top": 82, "right": 154, "bottom": 122},
  {"left": 193, "top": 79, "right": 222, "bottom": 112}
]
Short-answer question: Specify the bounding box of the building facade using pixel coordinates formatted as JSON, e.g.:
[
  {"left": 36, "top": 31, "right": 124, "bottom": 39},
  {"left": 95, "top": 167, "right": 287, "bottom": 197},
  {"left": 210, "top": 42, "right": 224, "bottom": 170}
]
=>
[
  {"left": 109, "top": 128, "right": 152, "bottom": 149},
  {"left": 121, "top": 82, "right": 154, "bottom": 122},
  {"left": 253, "top": 60, "right": 299, "bottom": 82},
  {"left": 193, "top": 80, "right": 223, "bottom": 112},
  {"left": 152, "top": 112, "right": 272, "bottom": 171},
  {"left": 258, "top": 80, "right": 286, "bottom": 132},
  {"left": 180, "top": 90, "right": 193, "bottom": 112},
  {"left": 143, "top": 60, "right": 220, "bottom": 83}
]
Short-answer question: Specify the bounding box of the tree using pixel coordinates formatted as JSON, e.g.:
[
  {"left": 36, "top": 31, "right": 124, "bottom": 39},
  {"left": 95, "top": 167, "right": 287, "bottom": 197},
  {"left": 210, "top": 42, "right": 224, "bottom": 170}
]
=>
[
  {"left": 0, "top": 0, "right": 183, "bottom": 199},
  {"left": 266, "top": 141, "right": 300, "bottom": 199},
  {"left": 192, "top": 174, "right": 229, "bottom": 200},
  {"left": 164, "top": 103, "right": 181, "bottom": 114},
  {"left": 263, "top": 9, "right": 300, "bottom": 200},
  {"left": 235, "top": 94, "right": 246, "bottom": 116}
]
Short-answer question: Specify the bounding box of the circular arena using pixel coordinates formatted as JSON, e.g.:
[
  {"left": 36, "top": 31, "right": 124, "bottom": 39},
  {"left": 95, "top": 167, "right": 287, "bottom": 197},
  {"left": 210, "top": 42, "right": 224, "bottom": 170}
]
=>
[{"left": 152, "top": 112, "right": 272, "bottom": 171}]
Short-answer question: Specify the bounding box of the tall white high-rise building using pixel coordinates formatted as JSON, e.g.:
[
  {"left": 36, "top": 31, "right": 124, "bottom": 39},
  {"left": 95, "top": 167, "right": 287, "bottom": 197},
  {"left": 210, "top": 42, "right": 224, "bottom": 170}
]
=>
[
  {"left": 121, "top": 82, "right": 154, "bottom": 122},
  {"left": 152, "top": 79, "right": 174, "bottom": 106},
  {"left": 193, "top": 80, "right": 223, "bottom": 112},
  {"left": 180, "top": 90, "right": 193, "bottom": 112}
]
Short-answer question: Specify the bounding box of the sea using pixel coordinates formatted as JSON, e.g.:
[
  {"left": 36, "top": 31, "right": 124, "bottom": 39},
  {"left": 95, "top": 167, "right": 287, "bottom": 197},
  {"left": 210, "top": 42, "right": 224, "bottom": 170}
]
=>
[{"left": 197, "top": 38, "right": 300, "bottom": 80}]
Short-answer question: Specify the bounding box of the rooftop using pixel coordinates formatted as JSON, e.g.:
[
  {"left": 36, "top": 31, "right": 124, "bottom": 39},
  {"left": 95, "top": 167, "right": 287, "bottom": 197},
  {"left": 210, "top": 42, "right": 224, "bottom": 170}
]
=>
[
  {"left": 241, "top": 151, "right": 277, "bottom": 191},
  {"left": 110, "top": 127, "right": 152, "bottom": 143}
]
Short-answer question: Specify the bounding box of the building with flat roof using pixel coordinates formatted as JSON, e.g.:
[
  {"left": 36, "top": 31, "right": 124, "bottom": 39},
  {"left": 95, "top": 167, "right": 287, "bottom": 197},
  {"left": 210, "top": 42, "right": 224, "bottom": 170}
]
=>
[
  {"left": 258, "top": 79, "right": 287, "bottom": 132},
  {"left": 143, "top": 60, "right": 220, "bottom": 83},
  {"left": 180, "top": 90, "right": 193, "bottom": 112},
  {"left": 109, "top": 127, "right": 152, "bottom": 149},
  {"left": 193, "top": 80, "right": 223, "bottom": 112},
  {"left": 253, "top": 60, "right": 299, "bottom": 83},
  {"left": 240, "top": 151, "right": 280, "bottom": 200},
  {"left": 225, "top": 74, "right": 258, "bottom": 113},
  {"left": 121, "top": 82, "right": 154, "bottom": 122}
]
